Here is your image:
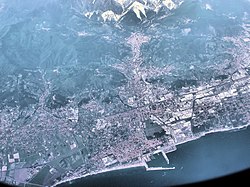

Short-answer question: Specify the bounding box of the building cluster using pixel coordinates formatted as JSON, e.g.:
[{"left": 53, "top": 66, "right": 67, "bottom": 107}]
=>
[{"left": 0, "top": 30, "right": 249, "bottom": 187}]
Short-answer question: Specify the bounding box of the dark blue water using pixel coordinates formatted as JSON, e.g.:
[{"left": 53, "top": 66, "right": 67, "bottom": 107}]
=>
[
  {"left": 0, "top": 0, "right": 249, "bottom": 186},
  {"left": 58, "top": 126, "right": 250, "bottom": 187}
]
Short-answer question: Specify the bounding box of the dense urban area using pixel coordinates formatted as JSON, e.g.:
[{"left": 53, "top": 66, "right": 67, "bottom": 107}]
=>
[{"left": 0, "top": 0, "right": 249, "bottom": 186}]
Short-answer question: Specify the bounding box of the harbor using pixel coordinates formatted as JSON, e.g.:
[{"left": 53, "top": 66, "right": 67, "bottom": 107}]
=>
[{"left": 57, "top": 126, "right": 250, "bottom": 187}]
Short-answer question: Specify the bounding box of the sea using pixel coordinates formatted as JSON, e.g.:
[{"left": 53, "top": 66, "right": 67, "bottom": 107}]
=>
[
  {"left": 58, "top": 126, "right": 250, "bottom": 187},
  {"left": 0, "top": 0, "right": 249, "bottom": 187}
]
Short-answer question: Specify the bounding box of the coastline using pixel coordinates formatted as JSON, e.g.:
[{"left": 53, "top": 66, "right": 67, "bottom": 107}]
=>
[
  {"left": 53, "top": 162, "right": 147, "bottom": 187},
  {"left": 175, "top": 124, "right": 249, "bottom": 147},
  {"left": 53, "top": 124, "right": 249, "bottom": 187}
]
